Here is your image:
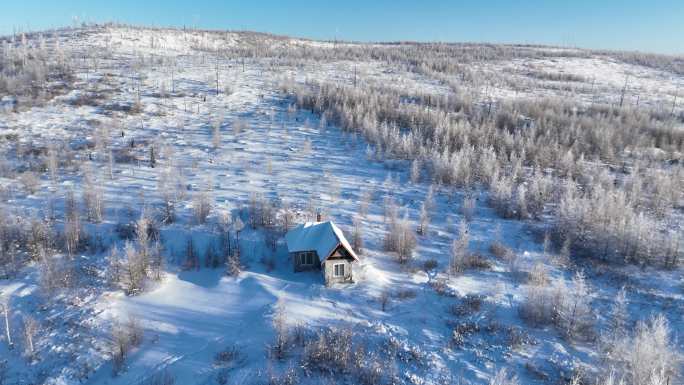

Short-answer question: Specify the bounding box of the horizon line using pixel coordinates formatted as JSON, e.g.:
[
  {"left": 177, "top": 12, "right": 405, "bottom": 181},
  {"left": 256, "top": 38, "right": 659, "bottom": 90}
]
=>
[{"left": 2, "top": 21, "right": 683, "bottom": 58}]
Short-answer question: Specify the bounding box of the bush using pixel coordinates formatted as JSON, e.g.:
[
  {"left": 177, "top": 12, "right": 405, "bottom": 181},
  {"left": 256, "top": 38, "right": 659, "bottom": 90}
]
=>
[
  {"left": 144, "top": 371, "right": 176, "bottom": 385},
  {"left": 301, "top": 327, "right": 354, "bottom": 374},
  {"left": 110, "top": 315, "right": 144, "bottom": 376},
  {"left": 489, "top": 368, "right": 520, "bottom": 385},
  {"left": 384, "top": 211, "right": 416, "bottom": 264},
  {"left": 19, "top": 171, "right": 40, "bottom": 194},
  {"left": 620, "top": 315, "right": 679, "bottom": 385},
  {"left": 450, "top": 220, "right": 470, "bottom": 274},
  {"left": 269, "top": 303, "right": 291, "bottom": 360},
  {"left": 451, "top": 321, "right": 480, "bottom": 347},
  {"left": 430, "top": 278, "right": 456, "bottom": 297},
  {"left": 520, "top": 272, "right": 595, "bottom": 341},
  {"left": 213, "top": 344, "right": 245, "bottom": 369},
  {"left": 450, "top": 294, "right": 485, "bottom": 317},
  {"left": 193, "top": 190, "right": 212, "bottom": 224}
]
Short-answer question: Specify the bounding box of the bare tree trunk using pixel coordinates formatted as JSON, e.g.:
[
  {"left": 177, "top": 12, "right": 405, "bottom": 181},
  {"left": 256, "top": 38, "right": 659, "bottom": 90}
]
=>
[
  {"left": 215, "top": 54, "right": 220, "bottom": 95},
  {"left": 672, "top": 88, "right": 678, "bottom": 116},
  {"left": 2, "top": 302, "right": 12, "bottom": 349},
  {"left": 619, "top": 75, "right": 629, "bottom": 108}
]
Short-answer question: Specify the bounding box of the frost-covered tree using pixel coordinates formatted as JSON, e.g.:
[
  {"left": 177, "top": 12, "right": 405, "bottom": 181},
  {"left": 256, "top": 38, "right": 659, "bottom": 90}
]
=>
[
  {"left": 384, "top": 210, "right": 416, "bottom": 264},
  {"left": 417, "top": 201, "right": 429, "bottom": 236},
  {"left": 450, "top": 219, "right": 470, "bottom": 274},
  {"left": 83, "top": 169, "right": 104, "bottom": 223},
  {"left": 489, "top": 368, "right": 519, "bottom": 385},
  {"left": 212, "top": 114, "right": 222, "bottom": 149},
  {"left": 410, "top": 159, "right": 421, "bottom": 184},
  {"left": 22, "top": 315, "right": 38, "bottom": 360},
  {"left": 64, "top": 189, "right": 82, "bottom": 257},
  {"left": 193, "top": 189, "right": 212, "bottom": 225},
  {"left": 608, "top": 287, "right": 629, "bottom": 341},
  {"left": 46, "top": 144, "right": 58, "bottom": 183},
  {"left": 556, "top": 271, "right": 594, "bottom": 340},
  {"left": 351, "top": 217, "right": 364, "bottom": 254},
  {"left": 602, "top": 314, "right": 680, "bottom": 385}
]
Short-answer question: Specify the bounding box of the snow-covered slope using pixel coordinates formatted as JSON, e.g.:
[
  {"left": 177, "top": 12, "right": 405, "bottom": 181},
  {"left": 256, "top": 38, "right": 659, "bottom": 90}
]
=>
[{"left": 0, "top": 25, "right": 682, "bottom": 385}]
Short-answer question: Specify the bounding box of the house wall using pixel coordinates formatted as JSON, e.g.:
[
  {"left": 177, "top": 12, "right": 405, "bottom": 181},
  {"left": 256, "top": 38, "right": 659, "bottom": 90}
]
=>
[
  {"left": 292, "top": 251, "right": 321, "bottom": 272},
  {"left": 323, "top": 259, "right": 353, "bottom": 284}
]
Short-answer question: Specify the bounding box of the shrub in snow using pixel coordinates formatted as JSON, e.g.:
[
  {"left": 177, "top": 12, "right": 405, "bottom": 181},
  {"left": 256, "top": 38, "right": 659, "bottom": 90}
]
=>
[
  {"left": 63, "top": 189, "right": 84, "bottom": 257},
  {"left": 410, "top": 159, "right": 421, "bottom": 183},
  {"left": 383, "top": 212, "right": 416, "bottom": 264},
  {"left": 158, "top": 166, "right": 180, "bottom": 224},
  {"left": 46, "top": 144, "right": 59, "bottom": 183},
  {"left": 555, "top": 271, "right": 595, "bottom": 341},
  {"left": 143, "top": 370, "right": 176, "bottom": 385},
  {"left": 417, "top": 201, "right": 430, "bottom": 235},
  {"left": 351, "top": 217, "right": 364, "bottom": 254},
  {"left": 269, "top": 303, "right": 291, "bottom": 360},
  {"left": 450, "top": 219, "right": 470, "bottom": 274},
  {"left": 120, "top": 241, "right": 147, "bottom": 294},
  {"left": 607, "top": 315, "right": 682, "bottom": 385},
  {"left": 301, "top": 326, "right": 354, "bottom": 374},
  {"left": 430, "top": 278, "right": 456, "bottom": 297},
  {"left": 225, "top": 251, "right": 241, "bottom": 277},
  {"left": 193, "top": 189, "right": 213, "bottom": 225},
  {"left": 18, "top": 171, "right": 39, "bottom": 195},
  {"left": 520, "top": 271, "right": 595, "bottom": 341},
  {"left": 38, "top": 249, "right": 74, "bottom": 295},
  {"left": 267, "top": 366, "right": 299, "bottom": 385},
  {"left": 83, "top": 171, "right": 105, "bottom": 223},
  {"left": 489, "top": 368, "right": 519, "bottom": 385},
  {"left": 212, "top": 115, "right": 222, "bottom": 150},
  {"left": 451, "top": 321, "right": 480, "bottom": 348},
  {"left": 461, "top": 194, "right": 476, "bottom": 222},
  {"left": 110, "top": 315, "right": 143, "bottom": 376},
  {"left": 527, "top": 262, "right": 549, "bottom": 287},
  {"left": 21, "top": 315, "right": 38, "bottom": 360},
  {"left": 450, "top": 294, "right": 484, "bottom": 317},
  {"left": 213, "top": 344, "right": 245, "bottom": 369},
  {"left": 601, "top": 287, "right": 629, "bottom": 356},
  {"left": 358, "top": 188, "right": 373, "bottom": 218}
]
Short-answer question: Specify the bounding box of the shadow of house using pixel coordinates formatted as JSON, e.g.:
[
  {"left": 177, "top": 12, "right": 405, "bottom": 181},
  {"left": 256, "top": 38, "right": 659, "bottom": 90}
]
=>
[{"left": 284, "top": 221, "right": 359, "bottom": 285}]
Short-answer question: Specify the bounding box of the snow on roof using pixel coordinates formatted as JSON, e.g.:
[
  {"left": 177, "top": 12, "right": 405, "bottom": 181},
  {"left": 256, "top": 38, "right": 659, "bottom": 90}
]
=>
[{"left": 285, "top": 221, "right": 359, "bottom": 263}]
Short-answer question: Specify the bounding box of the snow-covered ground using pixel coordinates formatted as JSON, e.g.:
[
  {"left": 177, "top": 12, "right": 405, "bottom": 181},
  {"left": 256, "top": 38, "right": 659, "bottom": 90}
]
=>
[{"left": 0, "top": 25, "right": 682, "bottom": 385}]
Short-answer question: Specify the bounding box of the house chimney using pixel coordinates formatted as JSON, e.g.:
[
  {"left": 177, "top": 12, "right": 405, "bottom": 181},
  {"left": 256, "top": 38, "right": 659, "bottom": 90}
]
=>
[{"left": 316, "top": 211, "right": 322, "bottom": 222}]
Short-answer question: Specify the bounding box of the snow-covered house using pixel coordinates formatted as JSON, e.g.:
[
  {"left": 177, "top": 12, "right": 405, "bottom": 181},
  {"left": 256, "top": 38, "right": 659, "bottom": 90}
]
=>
[{"left": 284, "top": 221, "right": 359, "bottom": 284}]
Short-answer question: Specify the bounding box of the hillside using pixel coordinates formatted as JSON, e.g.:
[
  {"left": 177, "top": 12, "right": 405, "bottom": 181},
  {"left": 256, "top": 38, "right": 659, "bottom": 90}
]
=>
[{"left": 0, "top": 24, "right": 682, "bottom": 385}]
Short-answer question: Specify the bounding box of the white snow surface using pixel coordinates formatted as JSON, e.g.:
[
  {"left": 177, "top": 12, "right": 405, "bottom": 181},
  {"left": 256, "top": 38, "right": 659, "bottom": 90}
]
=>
[{"left": 0, "top": 25, "right": 682, "bottom": 385}]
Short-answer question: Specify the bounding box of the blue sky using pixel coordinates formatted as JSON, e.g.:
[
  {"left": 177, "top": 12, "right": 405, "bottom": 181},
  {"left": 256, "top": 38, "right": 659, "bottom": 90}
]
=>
[{"left": 2, "top": 1, "right": 683, "bottom": 54}]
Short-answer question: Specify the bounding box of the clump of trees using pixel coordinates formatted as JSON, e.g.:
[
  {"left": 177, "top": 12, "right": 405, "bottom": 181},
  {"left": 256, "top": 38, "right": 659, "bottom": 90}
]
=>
[
  {"left": 110, "top": 314, "right": 144, "bottom": 376},
  {"left": 265, "top": 308, "right": 429, "bottom": 384},
  {"left": 383, "top": 199, "right": 416, "bottom": 264},
  {"left": 0, "top": 32, "right": 75, "bottom": 104},
  {"left": 282, "top": 71, "right": 683, "bottom": 268},
  {"left": 520, "top": 271, "right": 595, "bottom": 341},
  {"left": 108, "top": 217, "right": 162, "bottom": 295}
]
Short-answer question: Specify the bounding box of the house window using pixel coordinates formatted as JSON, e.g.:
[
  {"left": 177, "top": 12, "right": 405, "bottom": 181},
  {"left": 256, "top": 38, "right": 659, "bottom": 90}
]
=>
[
  {"left": 300, "top": 251, "right": 315, "bottom": 266},
  {"left": 333, "top": 263, "right": 345, "bottom": 277}
]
